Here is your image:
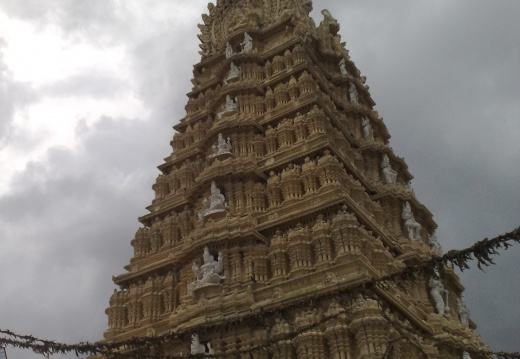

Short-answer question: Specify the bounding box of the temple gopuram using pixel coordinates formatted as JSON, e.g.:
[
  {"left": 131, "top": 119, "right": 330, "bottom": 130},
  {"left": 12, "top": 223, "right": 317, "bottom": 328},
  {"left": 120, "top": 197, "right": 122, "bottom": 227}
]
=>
[{"left": 102, "top": 1, "right": 491, "bottom": 358}]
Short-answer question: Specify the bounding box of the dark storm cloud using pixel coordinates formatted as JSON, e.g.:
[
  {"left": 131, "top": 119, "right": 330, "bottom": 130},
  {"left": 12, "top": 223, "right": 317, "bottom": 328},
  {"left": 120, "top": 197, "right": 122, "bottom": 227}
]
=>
[{"left": 0, "top": 115, "right": 169, "bottom": 359}]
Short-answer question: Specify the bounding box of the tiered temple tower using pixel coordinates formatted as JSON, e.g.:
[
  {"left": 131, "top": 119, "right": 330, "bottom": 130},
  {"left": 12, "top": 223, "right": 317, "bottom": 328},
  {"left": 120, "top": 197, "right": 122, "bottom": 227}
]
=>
[{"left": 103, "top": 1, "right": 489, "bottom": 358}]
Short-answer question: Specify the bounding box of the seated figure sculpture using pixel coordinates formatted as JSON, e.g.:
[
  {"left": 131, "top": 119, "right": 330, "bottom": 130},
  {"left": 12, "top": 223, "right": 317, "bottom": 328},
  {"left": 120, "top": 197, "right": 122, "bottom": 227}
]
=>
[
  {"left": 198, "top": 181, "right": 227, "bottom": 220},
  {"left": 241, "top": 32, "right": 253, "bottom": 53},
  {"left": 191, "top": 334, "right": 214, "bottom": 357},
  {"left": 402, "top": 201, "right": 422, "bottom": 240},
  {"left": 187, "top": 247, "right": 225, "bottom": 296},
  {"left": 224, "top": 95, "right": 238, "bottom": 113},
  {"left": 227, "top": 61, "right": 242, "bottom": 81},
  {"left": 210, "top": 133, "right": 232, "bottom": 158},
  {"left": 381, "top": 154, "right": 398, "bottom": 184}
]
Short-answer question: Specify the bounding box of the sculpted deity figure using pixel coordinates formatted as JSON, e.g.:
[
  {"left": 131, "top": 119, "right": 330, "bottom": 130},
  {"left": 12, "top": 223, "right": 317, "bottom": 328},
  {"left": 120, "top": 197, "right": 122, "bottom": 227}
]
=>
[
  {"left": 227, "top": 61, "right": 242, "bottom": 81},
  {"left": 211, "top": 133, "right": 232, "bottom": 157},
  {"left": 241, "top": 32, "right": 253, "bottom": 53},
  {"left": 429, "top": 269, "right": 450, "bottom": 315},
  {"left": 402, "top": 201, "right": 422, "bottom": 240},
  {"left": 457, "top": 295, "right": 470, "bottom": 327},
  {"left": 191, "top": 334, "right": 214, "bottom": 357},
  {"left": 381, "top": 154, "right": 398, "bottom": 184},
  {"left": 224, "top": 95, "right": 238, "bottom": 113},
  {"left": 429, "top": 232, "right": 443, "bottom": 255},
  {"left": 225, "top": 42, "right": 233, "bottom": 59},
  {"left": 362, "top": 117, "right": 373, "bottom": 139},
  {"left": 191, "top": 334, "right": 206, "bottom": 354},
  {"left": 339, "top": 58, "right": 348, "bottom": 76},
  {"left": 405, "top": 180, "right": 413, "bottom": 191},
  {"left": 349, "top": 83, "right": 358, "bottom": 104},
  {"left": 188, "top": 247, "right": 225, "bottom": 296},
  {"left": 198, "top": 181, "right": 228, "bottom": 220},
  {"left": 463, "top": 351, "right": 472, "bottom": 359}
]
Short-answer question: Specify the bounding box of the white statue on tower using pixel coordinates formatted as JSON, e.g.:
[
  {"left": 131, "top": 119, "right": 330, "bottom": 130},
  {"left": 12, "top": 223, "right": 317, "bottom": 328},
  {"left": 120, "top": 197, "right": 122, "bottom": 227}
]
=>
[
  {"left": 402, "top": 201, "right": 422, "bottom": 240},
  {"left": 429, "top": 268, "right": 450, "bottom": 315},
  {"left": 381, "top": 154, "right": 398, "bottom": 184},
  {"left": 241, "top": 32, "right": 253, "bottom": 53},
  {"left": 457, "top": 295, "right": 470, "bottom": 327},
  {"left": 339, "top": 58, "right": 348, "bottom": 76},
  {"left": 190, "top": 334, "right": 214, "bottom": 357},
  {"left": 224, "top": 95, "right": 238, "bottom": 113},
  {"left": 227, "top": 61, "right": 242, "bottom": 81},
  {"left": 349, "top": 83, "right": 358, "bottom": 104},
  {"left": 211, "top": 133, "right": 232, "bottom": 157},
  {"left": 361, "top": 117, "right": 373, "bottom": 140},
  {"left": 429, "top": 232, "right": 443, "bottom": 255},
  {"left": 198, "top": 181, "right": 228, "bottom": 220},
  {"left": 463, "top": 351, "right": 472, "bottom": 359},
  {"left": 188, "top": 247, "right": 225, "bottom": 296},
  {"left": 225, "top": 42, "right": 233, "bottom": 59}
]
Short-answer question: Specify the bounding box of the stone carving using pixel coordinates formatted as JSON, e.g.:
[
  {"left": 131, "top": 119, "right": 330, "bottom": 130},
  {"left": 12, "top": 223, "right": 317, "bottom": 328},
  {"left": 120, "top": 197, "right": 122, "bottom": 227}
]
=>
[
  {"left": 457, "top": 295, "right": 470, "bottom": 327},
  {"left": 225, "top": 42, "right": 233, "bottom": 58},
  {"left": 339, "top": 58, "right": 348, "bottom": 76},
  {"left": 191, "top": 334, "right": 214, "bottom": 356},
  {"left": 362, "top": 117, "right": 373, "bottom": 139},
  {"left": 188, "top": 247, "right": 224, "bottom": 296},
  {"left": 463, "top": 351, "right": 472, "bottom": 359},
  {"left": 429, "top": 269, "right": 450, "bottom": 315},
  {"left": 224, "top": 95, "right": 238, "bottom": 113},
  {"left": 210, "top": 133, "right": 232, "bottom": 158},
  {"left": 429, "top": 232, "right": 443, "bottom": 255},
  {"left": 402, "top": 201, "right": 422, "bottom": 240},
  {"left": 227, "top": 61, "right": 242, "bottom": 81},
  {"left": 405, "top": 180, "right": 414, "bottom": 192},
  {"left": 381, "top": 154, "right": 397, "bottom": 184},
  {"left": 198, "top": 182, "right": 228, "bottom": 220},
  {"left": 349, "top": 83, "right": 358, "bottom": 104},
  {"left": 241, "top": 32, "right": 253, "bottom": 53}
]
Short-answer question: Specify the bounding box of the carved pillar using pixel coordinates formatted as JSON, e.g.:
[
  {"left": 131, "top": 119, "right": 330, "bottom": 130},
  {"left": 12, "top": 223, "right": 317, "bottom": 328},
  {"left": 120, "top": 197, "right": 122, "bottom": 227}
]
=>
[
  {"left": 301, "top": 157, "right": 319, "bottom": 195},
  {"left": 293, "top": 330, "right": 326, "bottom": 359},
  {"left": 294, "top": 113, "right": 308, "bottom": 141},
  {"left": 311, "top": 215, "right": 334, "bottom": 268},
  {"left": 287, "top": 224, "right": 313, "bottom": 277},
  {"left": 280, "top": 164, "right": 303, "bottom": 203},
  {"left": 317, "top": 151, "right": 344, "bottom": 188},
  {"left": 350, "top": 298, "right": 389, "bottom": 359},
  {"left": 268, "top": 231, "right": 289, "bottom": 283},
  {"left": 266, "top": 171, "right": 282, "bottom": 208}
]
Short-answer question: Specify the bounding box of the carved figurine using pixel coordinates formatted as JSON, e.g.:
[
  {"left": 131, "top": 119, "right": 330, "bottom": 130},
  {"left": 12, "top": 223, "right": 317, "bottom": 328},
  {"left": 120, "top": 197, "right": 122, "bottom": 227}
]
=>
[
  {"left": 349, "top": 83, "right": 358, "bottom": 104},
  {"left": 405, "top": 180, "right": 414, "bottom": 192},
  {"left": 381, "top": 154, "right": 398, "bottom": 184},
  {"left": 362, "top": 117, "right": 373, "bottom": 139},
  {"left": 198, "top": 181, "right": 228, "bottom": 220},
  {"left": 191, "top": 334, "right": 213, "bottom": 357},
  {"left": 429, "top": 232, "right": 443, "bottom": 255},
  {"left": 339, "top": 58, "right": 348, "bottom": 76},
  {"left": 211, "top": 133, "right": 232, "bottom": 157},
  {"left": 463, "top": 351, "right": 472, "bottom": 359},
  {"left": 224, "top": 95, "right": 238, "bottom": 113},
  {"left": 457, "top": 295, "right": 470, "bottom": 327},
  {"left": 188, "top": 247, "right": 225, "bottom": 296},
  {"left": 227, "top": 61, "right": 242, "bottom": 81},
  {"left": 225, "top": 42, "right": 233, "bottom": 59},
  {"left": 402, "top": 201, "right": 422, "bottom": 240},
  {"left": 429, "top": 269, "right": 450, "bottom": 315},
  {"left": 241, "top": 32, "right": 253, "bottom": 53}
]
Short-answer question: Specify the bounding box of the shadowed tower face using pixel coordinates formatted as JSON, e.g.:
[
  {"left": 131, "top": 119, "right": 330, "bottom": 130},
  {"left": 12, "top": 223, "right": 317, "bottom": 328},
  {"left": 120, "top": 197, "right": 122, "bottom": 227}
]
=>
[{"left": 103, "top": 1, "right": 488, "bottom": 357}]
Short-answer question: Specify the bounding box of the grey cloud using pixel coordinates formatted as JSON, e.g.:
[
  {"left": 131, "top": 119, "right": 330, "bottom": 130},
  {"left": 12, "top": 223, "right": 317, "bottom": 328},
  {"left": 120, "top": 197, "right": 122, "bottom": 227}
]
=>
[{"left": 40, "top": 70, "right": 128, "bottom": 98}]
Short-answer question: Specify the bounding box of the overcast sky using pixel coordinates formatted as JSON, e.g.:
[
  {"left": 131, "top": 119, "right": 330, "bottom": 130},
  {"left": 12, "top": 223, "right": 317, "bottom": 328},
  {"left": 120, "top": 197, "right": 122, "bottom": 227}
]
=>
[{"left": 0, "top": 1, "right": 519, "bottom": 358}]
